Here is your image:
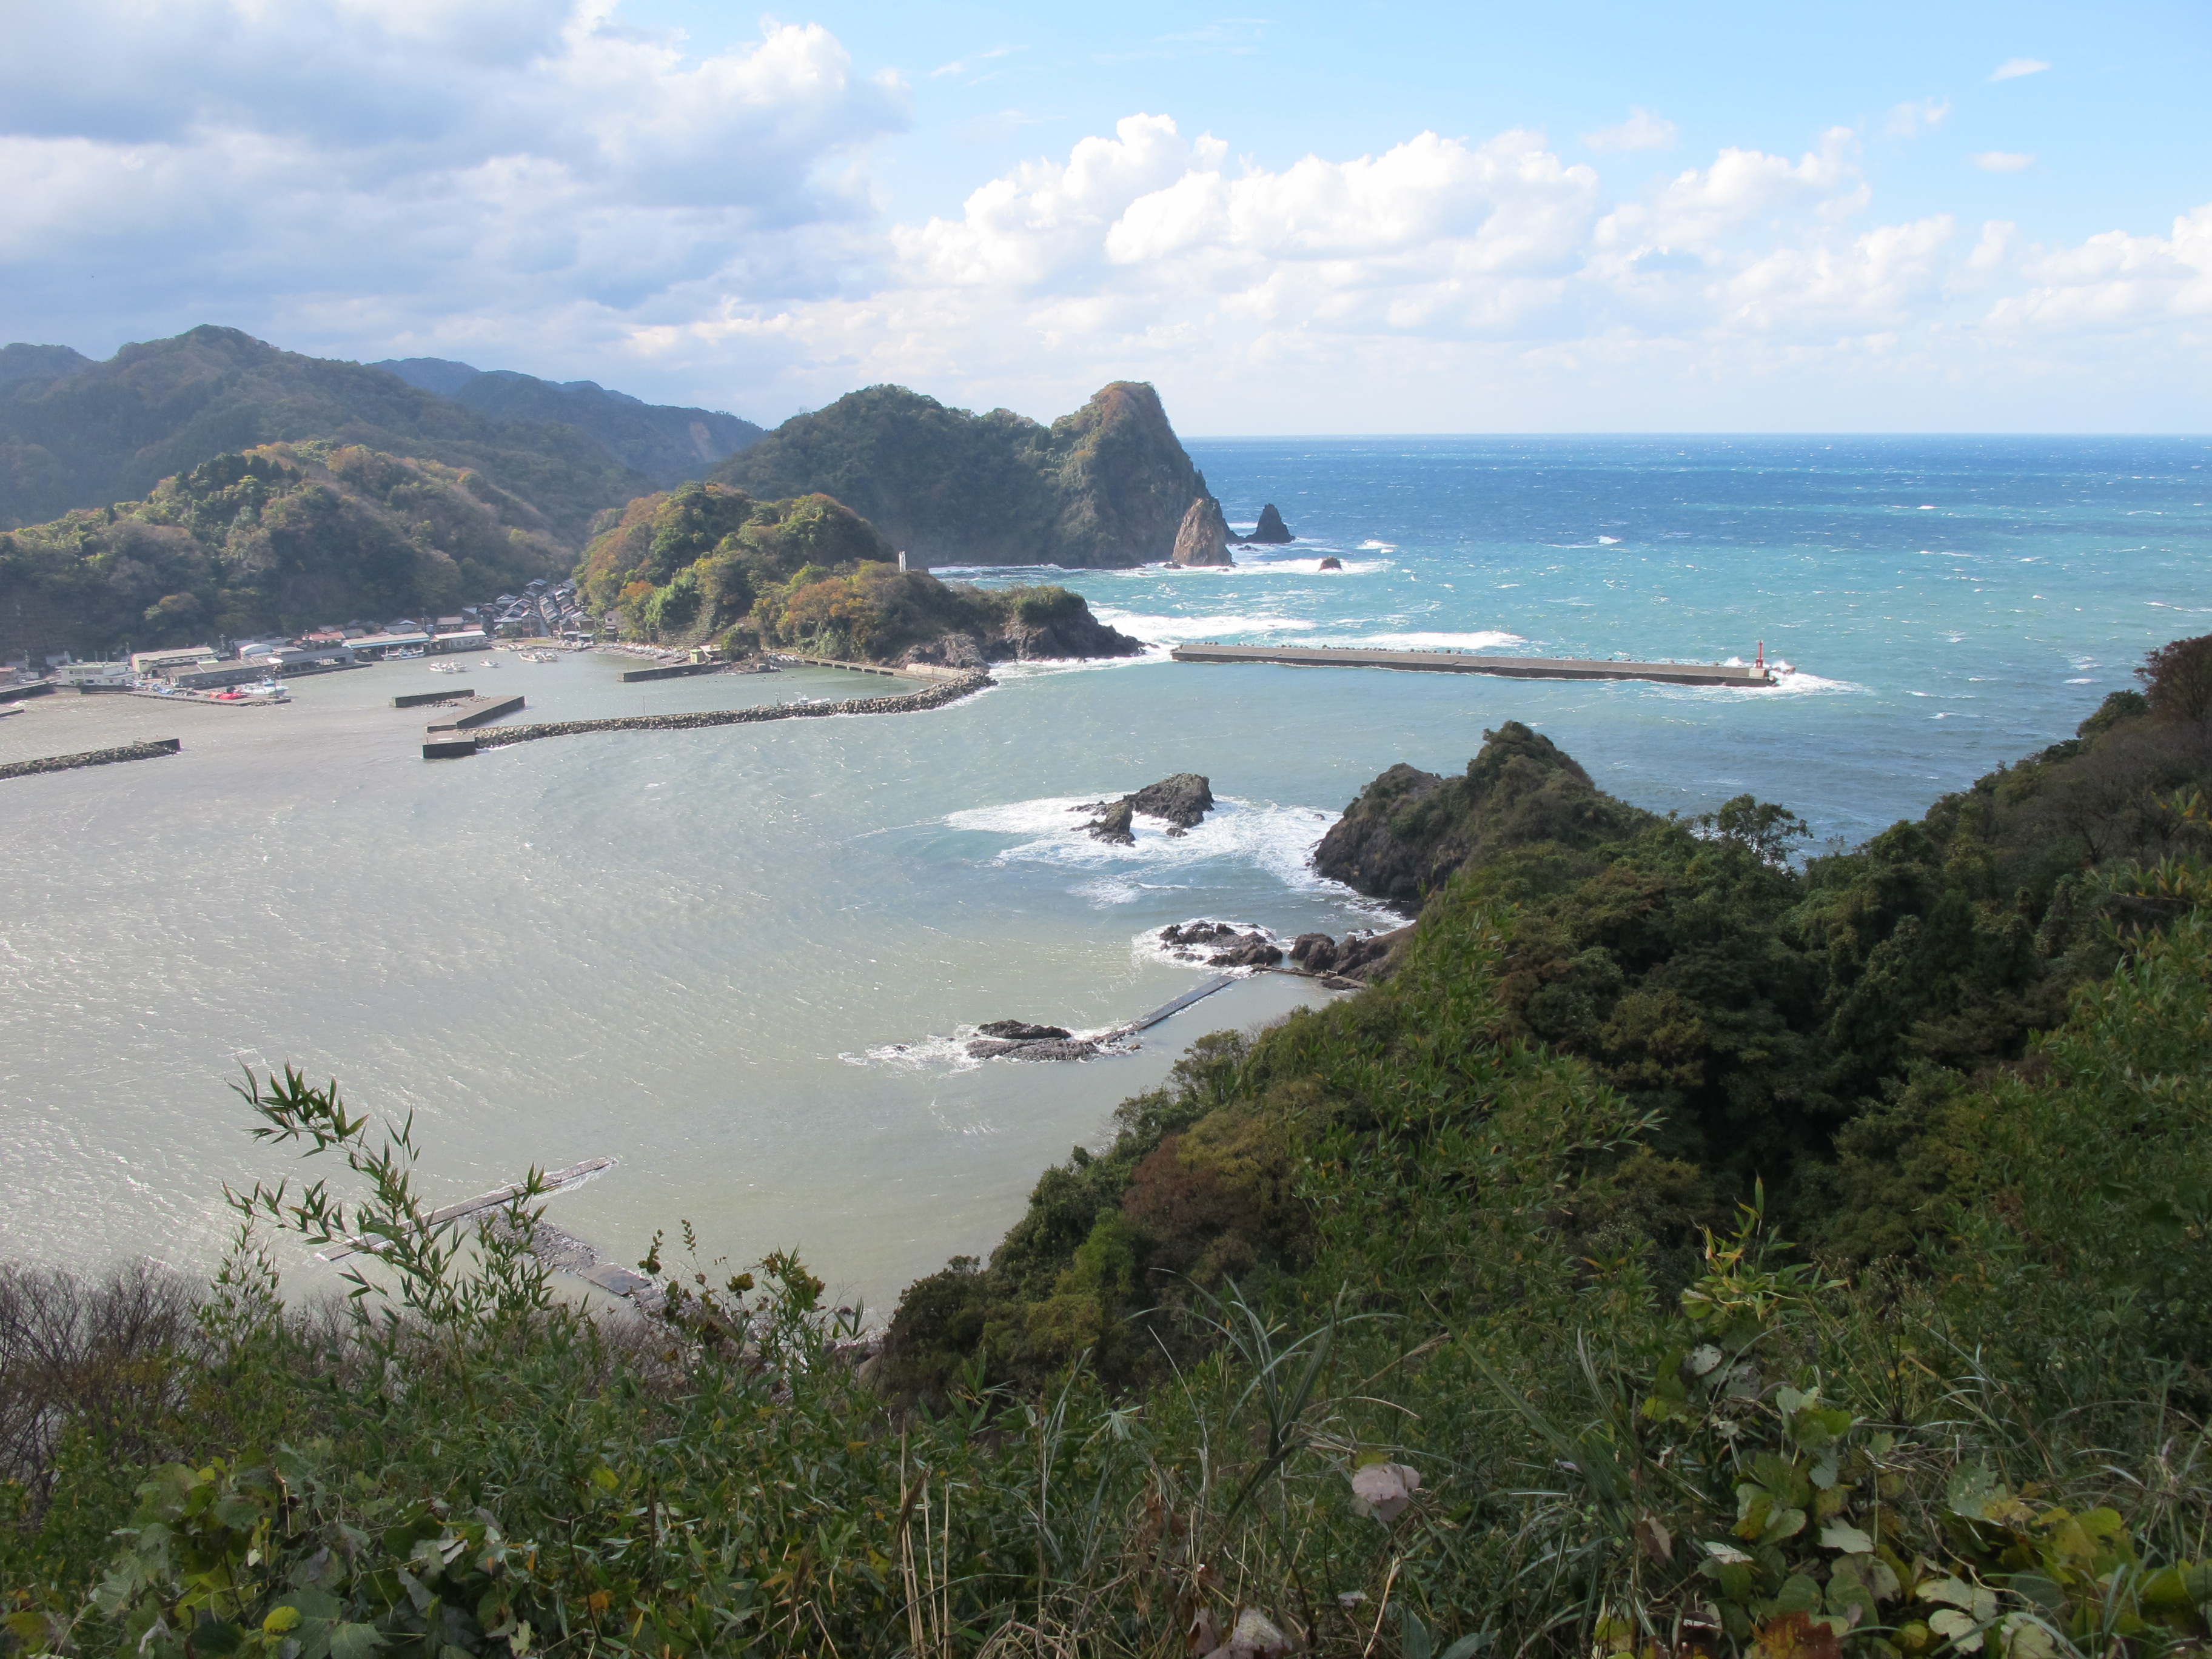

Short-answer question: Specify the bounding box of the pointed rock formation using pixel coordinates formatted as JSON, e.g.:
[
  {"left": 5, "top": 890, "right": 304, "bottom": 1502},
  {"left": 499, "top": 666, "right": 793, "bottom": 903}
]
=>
[
  {"left": 1170, "top": 495, "right": 1234, "bottom": 566},
  {"left": 1245, "top": 503, "right": 1295, "bottom": 543}
]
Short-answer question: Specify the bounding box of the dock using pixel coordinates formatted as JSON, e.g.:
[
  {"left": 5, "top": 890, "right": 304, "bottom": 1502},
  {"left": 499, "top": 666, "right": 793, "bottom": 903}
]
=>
[
  {"left": 1169, "top": 643, "right": 1777, "bottom": 688},
  {"left": 320, "top": 1155, "right": 614, "bottom": 1261},
  {"left": 393, "top": 686, "right": 471, "bottom": 709},
  {"left": 618, "top": 660, "right": 728, "bottom": 683}
]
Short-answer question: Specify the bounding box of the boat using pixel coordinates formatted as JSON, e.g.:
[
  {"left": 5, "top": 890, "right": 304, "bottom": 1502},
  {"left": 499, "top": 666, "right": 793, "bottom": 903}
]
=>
[
  {"left": 389, "top": 646, "right": 426, "bottom": 660},
  {"left": 428, "top": 662, "right": 463, "bottom": 674}
]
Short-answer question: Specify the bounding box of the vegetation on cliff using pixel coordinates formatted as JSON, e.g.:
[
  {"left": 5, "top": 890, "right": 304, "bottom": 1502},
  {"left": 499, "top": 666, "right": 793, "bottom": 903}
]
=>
[
  {"left": 0, "top": 444, "right": 566, "bottom": 659},
  {"left": 2, "top": 645, "right": 2209, "bottom": 1659},
  {"left": 710, "top": 382, "right": 1213, "bottom": 568},
  {"left": 0, "top": 327, "right": 662, "bottom": 542},
  {"left": 577, "top": 480, "right": 1143, "bottom": 664}
]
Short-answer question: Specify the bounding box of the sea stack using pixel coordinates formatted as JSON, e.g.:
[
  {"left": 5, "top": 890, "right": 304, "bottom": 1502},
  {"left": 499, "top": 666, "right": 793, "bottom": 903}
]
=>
[
  {"left": 1246, "top": 503, "right": 1295, "bottom": 543},
  {"left": 1171, "top": 496, "right": 1234, "bottom": 566}
]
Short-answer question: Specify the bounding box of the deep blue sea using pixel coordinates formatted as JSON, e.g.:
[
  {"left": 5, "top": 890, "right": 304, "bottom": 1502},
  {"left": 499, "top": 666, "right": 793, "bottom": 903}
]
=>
[
  {"left": 4, "top": 435, "right": 2207, "bottom": 1305},
  {"left": 1011, "top": 434, "right": 2212, "bottom": 845}
]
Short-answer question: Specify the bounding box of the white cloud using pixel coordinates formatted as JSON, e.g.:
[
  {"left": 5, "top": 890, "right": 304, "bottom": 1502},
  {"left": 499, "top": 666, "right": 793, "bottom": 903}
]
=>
[
  {"left": 1582, "top": 108, "right": 1680, "bottom": 153},
  {"left": 1971, "top": 151, "right": 2036, "bottom": 172},
  {"left": 0, "top": 0, "right": 909, "bottom": 357},
  {"left": 2, "top": 9, "right": 2207, "bottom": 434},
  {"left": 1989, "top": 58, "right": 2051, "bottom": 81},
  {"left": 1885, "top": 98, "right": 1951, "bottom": 139}
]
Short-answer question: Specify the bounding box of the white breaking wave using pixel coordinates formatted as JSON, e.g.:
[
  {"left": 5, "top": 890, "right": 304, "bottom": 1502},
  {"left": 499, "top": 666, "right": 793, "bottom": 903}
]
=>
[
  {"left": 1090, "top": 609, "right": 1320, "bottom": 645},
  {"left": 945, "top": 793, "right": 1350, "bottom": 903},
  {"left": 1315, "top": 629, "right": 1529, "bottom": 652}
]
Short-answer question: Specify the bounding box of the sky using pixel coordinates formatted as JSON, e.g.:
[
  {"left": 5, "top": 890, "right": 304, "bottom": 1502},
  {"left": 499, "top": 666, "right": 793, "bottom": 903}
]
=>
[{"left": 2, "top": 0, "right": 2208, "bottom": 432}]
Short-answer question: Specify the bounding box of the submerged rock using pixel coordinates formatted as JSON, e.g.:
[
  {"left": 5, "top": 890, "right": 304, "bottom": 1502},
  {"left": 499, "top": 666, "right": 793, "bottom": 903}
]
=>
[
  {"left": 1245, "top": 503, "right": 1295, "bottom": 543},
  {"left": 1171, "top": 495, "right": 1235, "bottom": 566},
  {"left": 976, "top": 1019, "right": 1071, "bottom": 1041}
]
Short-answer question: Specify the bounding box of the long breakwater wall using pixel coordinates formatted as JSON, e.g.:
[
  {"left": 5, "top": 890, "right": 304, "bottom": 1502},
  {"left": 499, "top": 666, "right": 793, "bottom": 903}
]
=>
[
  {"left": 1170, "top": 642, "right": 1778, "bottom": 688},
  {"left": 0, "top": 737, "right": 181, "bottom": 782},
  {"left": 447, "top": 671, "right": 993, "bottom": 756}
]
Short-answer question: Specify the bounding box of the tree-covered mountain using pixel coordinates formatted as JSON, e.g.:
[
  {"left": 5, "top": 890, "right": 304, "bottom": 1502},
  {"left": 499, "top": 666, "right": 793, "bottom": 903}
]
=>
[
  {"left": 373, "top": 358, "right": 763, "bottom": 486},
  {"left": 577, "top": 480, "right": 1143, "bottom": 664},
  {"left": 0, "top": 327, "right": 654, "bottom": 542},
  {"left": 0, "top": 442, "right": 565, "bottom": 659},
  {"left": 710, "top": 381, "right": 1215, "bottom": 568}
]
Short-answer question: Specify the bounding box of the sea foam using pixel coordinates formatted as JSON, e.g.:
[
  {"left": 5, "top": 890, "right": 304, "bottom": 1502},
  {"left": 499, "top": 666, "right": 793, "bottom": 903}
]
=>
[{"left": 944, "top": 793, "right": 1355, "bottom": 906}]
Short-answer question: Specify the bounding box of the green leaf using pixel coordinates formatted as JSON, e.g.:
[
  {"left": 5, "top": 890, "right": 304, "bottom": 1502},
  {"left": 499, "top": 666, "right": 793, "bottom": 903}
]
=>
[
  {"left": 1404, "top": 1610, "right": 1433, "bottom": 1659},
  {"left": 327, "top": 1621, "right": 387, "bottom": 1659},
  {"left": 1440, "top": 1634, "right": 1494, "bottom": 1659},
  {"left": 1820, "top": 1522, "right": 1874, "bottom": 1554}
]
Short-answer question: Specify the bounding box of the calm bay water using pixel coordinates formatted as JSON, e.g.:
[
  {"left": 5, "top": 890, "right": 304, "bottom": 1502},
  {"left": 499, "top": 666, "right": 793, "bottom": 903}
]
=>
[{"left": 1, "top": 435, "right": 2205, "bottom": 1309}]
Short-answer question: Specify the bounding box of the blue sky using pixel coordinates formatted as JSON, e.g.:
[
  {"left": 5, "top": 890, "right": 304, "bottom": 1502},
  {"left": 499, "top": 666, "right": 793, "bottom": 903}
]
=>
[{"left": 2, "top": 0, "right": 2207, "bottom": 432}]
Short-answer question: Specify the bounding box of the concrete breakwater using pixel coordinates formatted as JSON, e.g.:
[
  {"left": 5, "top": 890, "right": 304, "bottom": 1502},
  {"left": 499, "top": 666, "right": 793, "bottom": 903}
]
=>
[
  {"left": 0, "top": 737, "right": 181, "bottom": 782},
  {"left": 1170, "top": 642, "right": 1780, "bottom": 688},
  {"left": 766, "top": 652, "right": 975, "bottom": 684},
  {"left": 435, "top": 671, "right": 993, "bottom": 757}
]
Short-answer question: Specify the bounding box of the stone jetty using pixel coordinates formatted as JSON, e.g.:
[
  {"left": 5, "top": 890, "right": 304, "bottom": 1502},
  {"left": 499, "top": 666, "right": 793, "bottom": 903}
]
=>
[
  {"left": 423, "top": 671, "right": 993, "bottom": 757},
  {"left": 0, "top": 737, "right": 181, "bottom": 782},
  {"left": 1170, "top": 642, "right": 1780, "bottom": 688}
]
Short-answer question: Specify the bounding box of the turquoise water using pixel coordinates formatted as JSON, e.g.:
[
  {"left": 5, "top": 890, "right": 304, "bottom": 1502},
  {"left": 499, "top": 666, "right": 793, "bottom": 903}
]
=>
[{"left": 1, "top": 437, "right": 2205, "bottom": 1310}]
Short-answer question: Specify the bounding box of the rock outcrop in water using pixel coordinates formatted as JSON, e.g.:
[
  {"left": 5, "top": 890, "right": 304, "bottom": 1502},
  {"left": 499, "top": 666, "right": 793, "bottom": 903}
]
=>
[
  {"left": 1318, "top": 555, "right": 1343, "bottom": 571},
  {"left": 1078, "top": 774, "right": 1216, "bottom": 842},
  {"left": 1312, "top": 722, "right": 1653, "bottom": 911},
  {"left": 1287, "top": 926, "right": 1415, "bottom": 982},
  {"left": 976, "top": 1021, "right": 1071, "bottom": 1041},
  {"left": 1170, "top": 497, "right": 1234, "bottom": 566},
  {"left": 1241, "top": 503, "right": 1295, "bottom": 544},
  {"left": 1158, "top": 920, "right": 1282, "bottom": 968},
  {"left": 1127, "top": 773, "right": 1215, "bottom": 829}
]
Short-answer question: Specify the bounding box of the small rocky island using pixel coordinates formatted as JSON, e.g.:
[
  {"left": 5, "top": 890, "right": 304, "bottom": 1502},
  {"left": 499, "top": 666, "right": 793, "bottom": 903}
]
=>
[
  {"left": 1170, "top": 497, "right": 1235, "bottom": 566},
  {"left": 1236, "top": 503, "right": 1295, "bottom": 544},
  {"left": 1076, "top": 773, "right": 1216, "bottom": 843}
]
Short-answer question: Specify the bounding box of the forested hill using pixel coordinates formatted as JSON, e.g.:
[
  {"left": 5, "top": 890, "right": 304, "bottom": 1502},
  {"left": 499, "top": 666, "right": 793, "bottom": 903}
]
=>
[
  {"left": 372, "top": 358, "right": 763, "bottom": 486},
  {"left": 0, "top": 327, "right": 655, "bottom": 541},
  {"left": 0, "top": 443, "right": 565, "bottom": 659},
  {"left": 711, "top": 381, "right": 1213, "bottom": 568}
]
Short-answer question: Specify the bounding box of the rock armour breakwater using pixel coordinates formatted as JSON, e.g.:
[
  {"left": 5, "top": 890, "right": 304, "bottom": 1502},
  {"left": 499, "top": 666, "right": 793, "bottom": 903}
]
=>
[
  {"left": 466, "top": 671, "right": 993, "bottom": 752},
  {"left": 0, "top": 737, "right": 181, "bottom": 781}
]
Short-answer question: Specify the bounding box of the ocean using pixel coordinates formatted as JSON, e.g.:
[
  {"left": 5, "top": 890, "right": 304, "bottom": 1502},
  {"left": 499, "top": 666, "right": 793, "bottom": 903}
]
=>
[{"left": 2, "top": 435, "right": 2206, "bottom": 1310}]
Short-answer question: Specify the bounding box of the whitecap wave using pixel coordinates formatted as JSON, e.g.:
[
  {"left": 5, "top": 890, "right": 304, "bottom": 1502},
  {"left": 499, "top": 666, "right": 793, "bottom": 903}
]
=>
[
  {"left": 1091, "top": 609, "right": 1320, "bottom": 645},
  {"left": 945, "top": 793, "right": 1350, "bottom": 902},
  {"left": 1315, "top": 629, "right": 1530, "bottom": 652}
]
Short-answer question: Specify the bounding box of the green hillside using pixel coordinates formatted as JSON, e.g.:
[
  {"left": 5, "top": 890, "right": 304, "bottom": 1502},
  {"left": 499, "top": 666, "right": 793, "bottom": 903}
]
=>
[
  {"left": 0, "top": 327, "right": 654, "bottom": 542},
  {"left": 2, "top": 650, "right": 2208, "bottom": 1659},
  {"left": 373, "top": 358, "right": 765, "bottom": 487},
  {"left": 711, "top": 381, "right": 1213, "bottom": 568},
  {"left": 0, "top": 443, "right": 566, "bottom": 659},
  {"left": 576, "top": 480, "right": 1144, "bottom": 664}
]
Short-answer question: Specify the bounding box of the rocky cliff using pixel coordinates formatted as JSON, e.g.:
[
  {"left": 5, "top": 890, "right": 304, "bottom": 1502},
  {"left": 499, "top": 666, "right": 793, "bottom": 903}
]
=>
[
  {"left": 711, "top": 381, "right": 1210, "bottom": 568},
  {"left": 1312, "top": 722, "right": 1654, "bottom": 910},
  {"left": 1170, "top": 497, "right": 1233, "bottom": 566}
]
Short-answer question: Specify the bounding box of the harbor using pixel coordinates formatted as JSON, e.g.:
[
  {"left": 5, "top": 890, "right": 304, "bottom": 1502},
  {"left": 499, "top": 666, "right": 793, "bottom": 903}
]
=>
[{"left": 1169, "top": 641, "right": 1785, "bottom": 687}]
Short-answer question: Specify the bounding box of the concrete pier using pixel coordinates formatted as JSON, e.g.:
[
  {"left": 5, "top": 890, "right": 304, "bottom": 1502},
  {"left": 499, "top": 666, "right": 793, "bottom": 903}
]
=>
[
  {"left": 1170, "top": 642, "right": 1778, "bottom": 688},
  {"left": 424, "top": 693, "right": 526, "bottom": 731},
  {"left": 393, "top": 686, "right": 471, "bottom": 709},
  {"left": 618, "top": 660, "right": 729, "bottom": 683}
]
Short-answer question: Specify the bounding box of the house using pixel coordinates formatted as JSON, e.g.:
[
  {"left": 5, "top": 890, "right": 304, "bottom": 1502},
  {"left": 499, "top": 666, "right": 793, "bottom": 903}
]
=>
[
  {"left": 435, "top": 615, "right": 465, "bottom": 632},
  {"left": 129, "top": 646, "right": 219, "bottom": 676},
  {"left": 54, "top": 661, "right": 130, "bottom": 686}
]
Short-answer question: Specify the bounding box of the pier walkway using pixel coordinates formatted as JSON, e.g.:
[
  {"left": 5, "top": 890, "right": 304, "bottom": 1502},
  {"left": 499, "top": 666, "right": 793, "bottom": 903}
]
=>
[{"left": 1170, "top": 642, "right": 1777, "bottom": 688}]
